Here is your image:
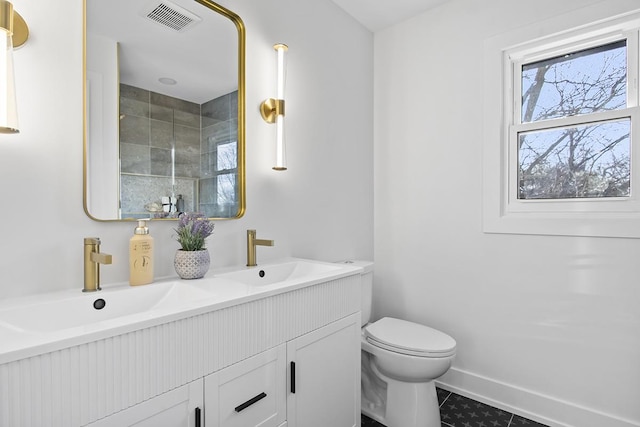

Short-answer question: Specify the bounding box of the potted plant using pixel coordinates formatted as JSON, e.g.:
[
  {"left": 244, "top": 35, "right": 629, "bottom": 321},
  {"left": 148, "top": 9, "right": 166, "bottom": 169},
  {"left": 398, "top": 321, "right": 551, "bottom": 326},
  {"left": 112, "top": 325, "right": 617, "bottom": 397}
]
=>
[{"left": 174, "top": 212, "right": 214, "bottom": 279}]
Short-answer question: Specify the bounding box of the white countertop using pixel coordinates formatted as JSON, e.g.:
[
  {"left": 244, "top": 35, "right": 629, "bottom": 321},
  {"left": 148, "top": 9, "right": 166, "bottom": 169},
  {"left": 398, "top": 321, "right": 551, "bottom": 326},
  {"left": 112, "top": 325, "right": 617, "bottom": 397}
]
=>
[{"left": 0, "top": 258, "right": 362, "bottom": 365}]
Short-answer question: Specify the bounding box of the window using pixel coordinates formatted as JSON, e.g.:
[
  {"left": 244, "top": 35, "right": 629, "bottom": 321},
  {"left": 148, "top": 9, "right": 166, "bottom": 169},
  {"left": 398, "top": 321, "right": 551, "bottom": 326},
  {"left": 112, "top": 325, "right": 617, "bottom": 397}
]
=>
[
  {"left": 482, "top": 6, "right": 640, "bottom": 237},
  {"left": 517, "top": 41, "right": 630, "bottom": 200},
  {"left": 513, "top": 40, "right": 632, "bottom": 201},
  {"left": 215, "top": 141, "right": 237, "bottom": 205}
]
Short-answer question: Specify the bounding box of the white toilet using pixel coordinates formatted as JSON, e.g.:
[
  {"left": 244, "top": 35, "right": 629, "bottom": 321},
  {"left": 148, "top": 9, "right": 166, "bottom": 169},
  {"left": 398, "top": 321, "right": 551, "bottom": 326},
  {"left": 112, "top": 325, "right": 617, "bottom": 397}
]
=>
[{"left": 354, "top": 261, "right": 456, "bottom": 427}]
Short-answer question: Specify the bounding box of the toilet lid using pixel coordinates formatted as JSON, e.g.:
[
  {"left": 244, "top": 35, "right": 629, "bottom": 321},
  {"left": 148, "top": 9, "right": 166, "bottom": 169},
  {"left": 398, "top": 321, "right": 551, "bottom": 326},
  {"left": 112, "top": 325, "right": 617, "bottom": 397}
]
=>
[{"left": 365, "top": 317, "right": 456, "bottom": 357}]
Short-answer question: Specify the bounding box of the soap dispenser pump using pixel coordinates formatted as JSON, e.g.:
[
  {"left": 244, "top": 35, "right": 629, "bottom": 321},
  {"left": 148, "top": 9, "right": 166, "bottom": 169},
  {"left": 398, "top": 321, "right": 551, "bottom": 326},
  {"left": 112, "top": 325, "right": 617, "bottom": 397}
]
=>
[{"left": 129, "top": 220, "right": 154, "bottom": 286}]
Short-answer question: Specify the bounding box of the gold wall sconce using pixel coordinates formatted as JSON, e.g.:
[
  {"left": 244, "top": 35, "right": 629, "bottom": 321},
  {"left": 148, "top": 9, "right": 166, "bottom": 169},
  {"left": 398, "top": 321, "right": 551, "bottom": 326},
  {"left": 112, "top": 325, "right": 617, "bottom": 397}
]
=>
[
  {"left": 0, "top": 0, "right": 28, "bottom": 134},
  {"left": 260, "top": 43, "right": 288, "bottom": 170}
]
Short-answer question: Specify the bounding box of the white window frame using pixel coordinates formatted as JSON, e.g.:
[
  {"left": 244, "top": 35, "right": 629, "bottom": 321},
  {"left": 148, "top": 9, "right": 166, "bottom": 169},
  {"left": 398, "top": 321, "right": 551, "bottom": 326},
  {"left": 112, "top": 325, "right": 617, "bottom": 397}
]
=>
[
  {"left": 509, "top": 32, "right": 640, "bottom": 213},
  {"left": 482, "top": 3, "right": 640, "bottom": 238}
]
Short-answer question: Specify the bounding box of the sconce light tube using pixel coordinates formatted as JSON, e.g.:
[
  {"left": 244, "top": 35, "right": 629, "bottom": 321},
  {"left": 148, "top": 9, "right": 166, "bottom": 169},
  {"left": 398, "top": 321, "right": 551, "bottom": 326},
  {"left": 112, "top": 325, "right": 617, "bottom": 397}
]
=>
[
  {"left": 274, "top": 44, "right": 287, "bottom": 170},
  {"left": 0, "top": 0, "right": 28, "bottom": 134},
  {"left": 275, "top": 43, "right": 286, "bottom": 99},
  {"left": 0, "top": 27, "right": 18, "bottom": 133},
  {"left": 260, "top": 43, "right": 288, "bottom": 171}
]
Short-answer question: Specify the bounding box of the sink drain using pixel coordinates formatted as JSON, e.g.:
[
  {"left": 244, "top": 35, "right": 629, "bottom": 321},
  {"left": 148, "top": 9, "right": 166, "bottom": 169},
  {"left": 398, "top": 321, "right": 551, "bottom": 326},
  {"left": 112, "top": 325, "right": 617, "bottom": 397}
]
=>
[{"left": 93, "top": 299, "right": 106, "bottom": 310}]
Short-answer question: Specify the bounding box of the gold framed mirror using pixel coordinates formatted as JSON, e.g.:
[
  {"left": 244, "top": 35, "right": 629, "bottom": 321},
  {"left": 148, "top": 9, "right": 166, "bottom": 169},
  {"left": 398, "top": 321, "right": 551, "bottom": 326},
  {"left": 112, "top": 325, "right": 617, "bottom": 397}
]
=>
[{"left": 83, "top": 0, "right": 245, "bottom": 221}]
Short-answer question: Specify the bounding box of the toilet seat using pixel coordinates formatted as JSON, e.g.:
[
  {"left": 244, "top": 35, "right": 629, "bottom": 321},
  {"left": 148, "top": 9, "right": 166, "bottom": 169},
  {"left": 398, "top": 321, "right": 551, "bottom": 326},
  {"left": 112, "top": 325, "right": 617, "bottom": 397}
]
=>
[{"left": 364, "top": 317, "right": 456, "bottom": 357}]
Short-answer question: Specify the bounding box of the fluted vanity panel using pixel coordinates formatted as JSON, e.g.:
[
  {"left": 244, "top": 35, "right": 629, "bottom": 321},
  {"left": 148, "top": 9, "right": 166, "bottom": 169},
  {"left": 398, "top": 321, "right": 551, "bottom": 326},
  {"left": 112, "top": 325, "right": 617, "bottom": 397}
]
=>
[
  {"left": 0, "top": 317, "right": 202, "bottom": 427},
  {"left": 202, "top": 275, "right": 360, "bottom": 373},
  {"left": 0, "top": 274, "right": 360, "bottom": 427}
]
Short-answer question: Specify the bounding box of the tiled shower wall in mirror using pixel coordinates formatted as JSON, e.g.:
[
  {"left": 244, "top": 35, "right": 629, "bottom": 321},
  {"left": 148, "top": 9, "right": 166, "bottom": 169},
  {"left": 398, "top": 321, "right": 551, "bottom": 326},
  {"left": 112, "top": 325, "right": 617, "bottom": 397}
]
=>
[{"left": 119, "top": 83, "right": 238, "bottom": 219}]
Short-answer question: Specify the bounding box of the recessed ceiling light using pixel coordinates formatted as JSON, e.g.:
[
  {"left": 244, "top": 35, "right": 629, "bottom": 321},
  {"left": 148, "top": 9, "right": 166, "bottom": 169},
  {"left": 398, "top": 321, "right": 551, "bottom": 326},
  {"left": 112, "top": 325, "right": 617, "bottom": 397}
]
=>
[{"left": 159, "top": 77, "right": 177, "bottom": 85}]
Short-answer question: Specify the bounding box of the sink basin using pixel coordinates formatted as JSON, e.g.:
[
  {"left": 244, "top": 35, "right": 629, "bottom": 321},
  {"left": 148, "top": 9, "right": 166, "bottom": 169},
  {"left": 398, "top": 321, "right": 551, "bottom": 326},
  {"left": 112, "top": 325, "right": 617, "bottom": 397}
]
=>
[
  {"left": 216, "top": 259, "right": 344, "bottom": 287},
  {"left": 0, "top": 281, "right": 213, "bottom": 333}
]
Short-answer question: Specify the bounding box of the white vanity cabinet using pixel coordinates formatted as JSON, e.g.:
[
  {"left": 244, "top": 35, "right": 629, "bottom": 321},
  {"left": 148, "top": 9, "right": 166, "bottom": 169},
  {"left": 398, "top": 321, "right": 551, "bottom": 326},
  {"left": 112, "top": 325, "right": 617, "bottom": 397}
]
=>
[
  {"left": 87, "top": 313, "right": 360, "bottom": 427},
  {"left": 85, "top": 379, "right": 204, "bottom": 427},
  {"left": 83, "top": 346, "right": 287, "bottom": 427},
  {"left": 0, "top": 266, "right": 362, "bottom": 427},
  {"left": 204, "top": 345, "right": 287, "bottom": 427},
  {"left": 286, "top": 314, "right": 361, "bottom": 427},
  {"left": 205, "top": 313, "right": 360, "bottom": 427}
]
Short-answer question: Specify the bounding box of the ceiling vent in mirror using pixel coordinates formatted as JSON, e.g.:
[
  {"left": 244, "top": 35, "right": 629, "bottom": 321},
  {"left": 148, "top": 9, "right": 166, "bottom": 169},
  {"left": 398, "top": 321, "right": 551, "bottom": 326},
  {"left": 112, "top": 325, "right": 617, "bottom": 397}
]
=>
[{"left": 143, "top": 1, "right": 202, "bottom": 32}]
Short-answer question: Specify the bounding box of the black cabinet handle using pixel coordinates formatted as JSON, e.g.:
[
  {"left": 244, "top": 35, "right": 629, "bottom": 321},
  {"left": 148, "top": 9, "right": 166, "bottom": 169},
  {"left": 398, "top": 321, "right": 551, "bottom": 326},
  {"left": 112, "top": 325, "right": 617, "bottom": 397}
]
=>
[
  {"left": 195, "top": 407, "right": 201, "bottom": 427},
  {"left": 290, "top": 361, "right": 296, "bottom": 394},
  {"left": 234, "top": 392, "right": 267, "bottom": 412}
]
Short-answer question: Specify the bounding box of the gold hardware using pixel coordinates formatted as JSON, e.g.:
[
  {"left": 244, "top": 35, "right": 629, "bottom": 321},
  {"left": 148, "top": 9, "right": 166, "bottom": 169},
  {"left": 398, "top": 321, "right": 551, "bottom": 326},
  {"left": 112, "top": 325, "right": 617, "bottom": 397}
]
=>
[
  {"left": 84, "top": 237, "right": 113, "bottom": 292},
  {"left": 0, "top": 1, "right": 28, "bottom": 134},
  {"left": 246, "top": 229, "right": 274, "bottom": 267},
  {"left": 260, "top": 98, "right": 285, "bottom": 124},
  {"left": 11, "top": 12, "right": 27, "bottom": 47},
  {"left": 0, "top": 1, "right": 27, "bottom": 47},
  {"left": 91, "top": 252, "right": 113, "bottom": 264},
  {"left": 0, "top": 1, "right": 28, "bottom": 46}
]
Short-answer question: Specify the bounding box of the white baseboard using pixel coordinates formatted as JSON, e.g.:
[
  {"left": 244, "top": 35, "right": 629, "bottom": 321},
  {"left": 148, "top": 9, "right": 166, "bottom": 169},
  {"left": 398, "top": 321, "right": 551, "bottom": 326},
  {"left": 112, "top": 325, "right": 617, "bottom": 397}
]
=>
[{"left": 436, "top": 367, "right": 640, "bottom": 427}]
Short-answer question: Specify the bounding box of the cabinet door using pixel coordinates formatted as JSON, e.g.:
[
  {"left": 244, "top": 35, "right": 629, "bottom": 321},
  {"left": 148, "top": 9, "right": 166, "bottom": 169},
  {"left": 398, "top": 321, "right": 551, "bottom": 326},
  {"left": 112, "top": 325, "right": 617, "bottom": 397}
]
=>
[
  {"left": 286, "top": 313, "right": 361, "bottom": 427},
  {"left": 205, "top": 345, "right": 286, "bottom": 427},
  {"left": 85, "top": 379, "right": 203, "bottom": 427}
]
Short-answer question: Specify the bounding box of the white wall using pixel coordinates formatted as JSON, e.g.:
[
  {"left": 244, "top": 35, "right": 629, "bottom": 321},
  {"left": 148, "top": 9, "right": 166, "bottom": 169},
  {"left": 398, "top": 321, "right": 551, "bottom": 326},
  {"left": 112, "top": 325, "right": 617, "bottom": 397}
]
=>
[
  {"left": 0, "top": 0, "right": 373, "bottom": 299},
  {"left": 373, "top": 1, "right": 640, "bottom": 426},
  {"left": 10, "top": 0, "right": 640, "bottom": 425},
  {"left": 86, "top": 34, "right": 119, "bottom": 219}
]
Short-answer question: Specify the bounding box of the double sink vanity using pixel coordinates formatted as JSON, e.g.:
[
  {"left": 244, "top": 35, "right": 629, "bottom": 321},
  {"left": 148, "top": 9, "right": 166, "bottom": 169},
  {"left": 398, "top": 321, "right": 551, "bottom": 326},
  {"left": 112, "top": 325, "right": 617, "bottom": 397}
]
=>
[{"left": 0, "top": 259, "right": 363, "bottom": 427}]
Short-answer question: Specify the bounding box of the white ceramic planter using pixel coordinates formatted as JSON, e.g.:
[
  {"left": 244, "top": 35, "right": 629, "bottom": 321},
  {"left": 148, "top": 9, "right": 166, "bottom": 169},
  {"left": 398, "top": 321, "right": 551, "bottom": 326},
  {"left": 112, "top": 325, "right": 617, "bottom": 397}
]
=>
[{"left": 174, "top": 249, "right": 210, "bottom": 279}]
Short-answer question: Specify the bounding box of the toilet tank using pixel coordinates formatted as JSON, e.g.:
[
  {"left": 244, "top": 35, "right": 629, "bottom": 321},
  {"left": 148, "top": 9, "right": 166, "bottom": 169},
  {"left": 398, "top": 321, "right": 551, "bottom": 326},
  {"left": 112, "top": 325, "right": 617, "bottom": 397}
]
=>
[{"left": 336, "top": 260, "right": 374, "bottom": 326}]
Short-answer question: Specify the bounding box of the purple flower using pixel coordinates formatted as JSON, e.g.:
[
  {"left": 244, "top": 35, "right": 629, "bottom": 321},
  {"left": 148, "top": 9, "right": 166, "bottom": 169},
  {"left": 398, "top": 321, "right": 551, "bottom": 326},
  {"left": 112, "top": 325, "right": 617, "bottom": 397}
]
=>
[{"left": 175, "top": 212, "right": 214, "bottom": 251}]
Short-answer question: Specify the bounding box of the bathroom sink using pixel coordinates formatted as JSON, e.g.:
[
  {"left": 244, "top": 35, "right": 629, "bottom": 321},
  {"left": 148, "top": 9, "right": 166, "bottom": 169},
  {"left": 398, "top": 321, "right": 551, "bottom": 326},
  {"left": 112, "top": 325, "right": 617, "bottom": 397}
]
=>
[
  {"left": 215, "top": 259, "right": 344, "bottom": 287},
  {"left": 0, "top": 257, "right": 364, "bottom": 366},
  {"left": 0, "top": 281, "right": 213, "bottom": 333},
  {"left": 0, "top": 260, "right": 356, "bottom": 335}
]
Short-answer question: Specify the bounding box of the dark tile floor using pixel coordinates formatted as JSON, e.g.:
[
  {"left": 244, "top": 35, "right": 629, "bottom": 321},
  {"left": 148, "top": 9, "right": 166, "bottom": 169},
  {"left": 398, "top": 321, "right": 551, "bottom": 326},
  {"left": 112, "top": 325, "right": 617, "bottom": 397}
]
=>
[{"left": 361, "top": 387, "right": 549, "bottom": 427}]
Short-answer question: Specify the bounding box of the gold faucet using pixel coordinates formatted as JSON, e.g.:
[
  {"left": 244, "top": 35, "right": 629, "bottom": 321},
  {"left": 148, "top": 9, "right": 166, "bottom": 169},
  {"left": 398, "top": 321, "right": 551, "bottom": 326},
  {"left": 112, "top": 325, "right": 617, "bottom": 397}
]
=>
[
  {"left": 246, "top": 229, "right": 274, "bottom": 267},
  {"left": 84, "top": 237, "right": 112, "bottom": 292}
]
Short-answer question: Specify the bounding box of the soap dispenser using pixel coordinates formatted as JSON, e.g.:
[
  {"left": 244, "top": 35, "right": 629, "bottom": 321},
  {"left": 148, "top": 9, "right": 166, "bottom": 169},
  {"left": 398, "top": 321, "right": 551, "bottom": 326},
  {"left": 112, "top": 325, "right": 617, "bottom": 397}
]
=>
[{"left": 129, "top": 220, "right": 154, "bottom": 286}]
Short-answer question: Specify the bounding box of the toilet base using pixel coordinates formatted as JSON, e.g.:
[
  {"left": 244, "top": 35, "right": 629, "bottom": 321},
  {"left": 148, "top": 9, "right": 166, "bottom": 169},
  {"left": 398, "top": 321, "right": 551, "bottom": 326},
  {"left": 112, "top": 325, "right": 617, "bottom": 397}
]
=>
[{"left": 362, "top": 360, "right": 441, "bottom": 427}]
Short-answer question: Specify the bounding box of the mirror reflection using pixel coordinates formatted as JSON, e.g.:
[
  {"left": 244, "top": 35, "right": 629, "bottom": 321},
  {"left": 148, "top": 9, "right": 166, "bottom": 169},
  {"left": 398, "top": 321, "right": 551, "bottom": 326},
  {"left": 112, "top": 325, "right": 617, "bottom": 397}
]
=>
[{"left": 84, "top": 0, "right": 245, "bottom": 220}]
